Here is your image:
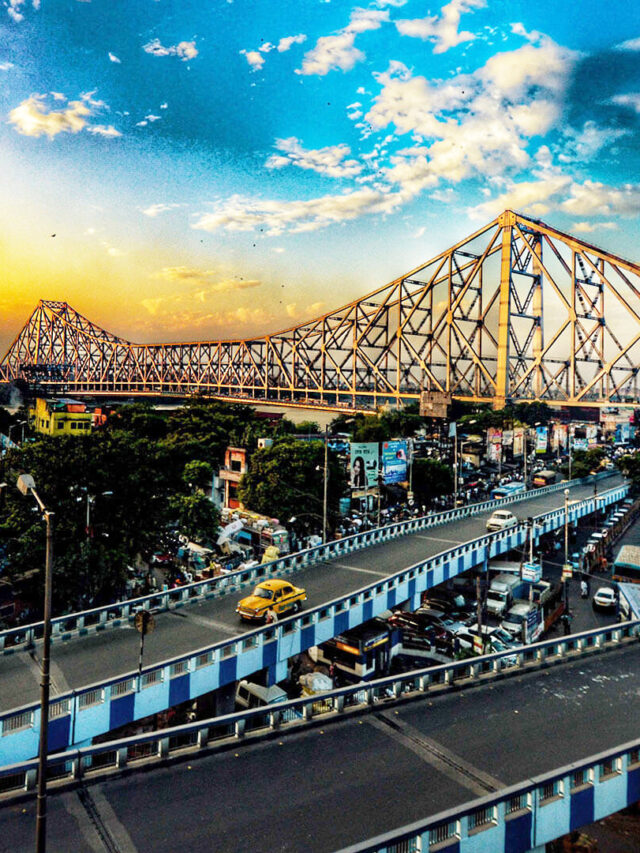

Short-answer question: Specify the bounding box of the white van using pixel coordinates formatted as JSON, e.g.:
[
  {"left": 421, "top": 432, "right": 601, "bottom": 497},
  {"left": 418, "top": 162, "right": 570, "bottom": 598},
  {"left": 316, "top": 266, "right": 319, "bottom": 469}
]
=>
[{"left": 235, "top": 680, "right": 288, "bottom": 710}]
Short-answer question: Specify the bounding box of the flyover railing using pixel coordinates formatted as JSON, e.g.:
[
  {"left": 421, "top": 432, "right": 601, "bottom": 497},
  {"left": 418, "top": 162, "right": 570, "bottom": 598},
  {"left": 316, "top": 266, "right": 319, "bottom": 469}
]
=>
[
  {"left": 0, "top": 470, "right": 618, "bottom": 652},
  {"left": 336, "top": 738, "right": 640, "bottom": 852},
  {"left": 0, "top": 618, "right": 637, "bottom": 796},
  {"left": 0, "top": 480, "right": 628, "bottom": 765}
]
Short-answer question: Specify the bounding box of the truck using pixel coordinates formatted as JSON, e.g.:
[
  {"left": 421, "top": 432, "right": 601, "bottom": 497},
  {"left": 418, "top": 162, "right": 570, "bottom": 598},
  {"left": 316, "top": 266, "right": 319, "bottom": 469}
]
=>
[{"left": 486, "top": 572, "right": 526, "bottom": 617}]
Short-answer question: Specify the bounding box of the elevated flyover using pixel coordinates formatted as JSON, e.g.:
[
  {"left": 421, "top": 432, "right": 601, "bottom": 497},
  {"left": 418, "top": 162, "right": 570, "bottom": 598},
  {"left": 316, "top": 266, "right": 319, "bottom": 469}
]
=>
[
  {"left": 0, "top": 627, "right": 638, "bottom": 853},
  {"left": 0, "top": 474, "right": 626, "bottom": 764}
]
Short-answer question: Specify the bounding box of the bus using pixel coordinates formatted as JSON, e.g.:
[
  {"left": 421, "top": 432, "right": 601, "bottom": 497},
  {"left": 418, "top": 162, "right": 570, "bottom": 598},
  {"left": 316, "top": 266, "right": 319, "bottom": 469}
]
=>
[
  {"left": 491, "top": 481, "right": 526, "bottom": 500},
  {"left": 612, "top": 544, "right": 640, "bottom": 585},
  {"left": 309, "top": 619, "right": 392, "bottom": 682},
  {"left": 532, "top": 469, "right": 560, "bottom": 487}
]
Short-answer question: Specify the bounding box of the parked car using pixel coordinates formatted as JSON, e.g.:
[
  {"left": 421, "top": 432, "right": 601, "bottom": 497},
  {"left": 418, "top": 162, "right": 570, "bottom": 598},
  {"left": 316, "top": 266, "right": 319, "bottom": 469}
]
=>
[
  {"left": 486, "top": 509, "right": 518, "bottom": 532},
  {"left": 592, "top": 587, "right": 617, "bottom": 612},
  {"left": 236, "top": 579, "right": 307, "bottom": 622}
]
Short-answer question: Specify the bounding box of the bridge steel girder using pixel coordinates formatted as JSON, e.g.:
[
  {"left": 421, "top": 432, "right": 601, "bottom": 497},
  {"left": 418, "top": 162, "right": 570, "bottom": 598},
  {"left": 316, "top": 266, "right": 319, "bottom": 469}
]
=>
[{"left": 3, "top": 210, "right": 640, "bottom": 410}]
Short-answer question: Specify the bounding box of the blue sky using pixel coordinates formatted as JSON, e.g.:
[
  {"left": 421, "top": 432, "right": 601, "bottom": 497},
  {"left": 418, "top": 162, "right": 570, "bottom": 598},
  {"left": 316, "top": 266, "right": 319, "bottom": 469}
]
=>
[{"left": 2, "top": 0, "right": 640, "bottom": 351}]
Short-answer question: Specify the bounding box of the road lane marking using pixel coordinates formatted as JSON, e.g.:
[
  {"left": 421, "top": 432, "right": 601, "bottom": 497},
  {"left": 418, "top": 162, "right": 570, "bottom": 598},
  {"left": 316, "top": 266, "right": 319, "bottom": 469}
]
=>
[
  {"left": 27, "top": 651, "right": 72, "bottom": 696},
  {"left": 332, "top": 563, "right": 389, "bottom": 576},
  {"left": 369, "top": 713, "right": 504, "bottom": 795},
  {"left": 414, "top": 535, "right": 464, "bottom": 545},
  {"left": 168, "top": 610, "right": 239, "bottom": 633}
]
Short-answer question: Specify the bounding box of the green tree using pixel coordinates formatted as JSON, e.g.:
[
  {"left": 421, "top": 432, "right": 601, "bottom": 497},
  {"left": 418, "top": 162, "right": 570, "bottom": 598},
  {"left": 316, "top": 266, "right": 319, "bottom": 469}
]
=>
[
  {"left": 238, "top": 439, "right": 348, "bottom": 536},
  {"left": 182, "top": 460, "right": 213, "bottom": 491},
  {"left": 1, "top": 429, "right": 176, "bottom": 613},
  {"left": 565, "top": 447, "right": 605, "bottom": 480},
  {"left": 170, "top": 493, "right": 220, "bottom": 545}
]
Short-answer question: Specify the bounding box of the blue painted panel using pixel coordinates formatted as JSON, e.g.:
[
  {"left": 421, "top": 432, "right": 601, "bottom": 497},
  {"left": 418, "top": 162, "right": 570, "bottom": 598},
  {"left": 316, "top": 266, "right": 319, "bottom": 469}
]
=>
[
  {"left": 407, "top": 578, "right": 416, "bottom": 601},
  {"left": 628, "top": 767, "right": 640, "bottom": 804},
  {"left": 334, "top": 610, "right": 349, "bottom": 636},
  {"left": 442, "top": 561, "right": 449, "bottom": 582},
  {"left": 219, "top": 655, "right": 238, "bottom": 685},
  {"left": 109, "top": 692, "right": 135, "bottom": 732},
  {"left": 386, "top": 588, "right": 397, "bottom": 610},
  {"left": 504, "top": 811, "right": 532, "bottom": 853},
  {"left": 300, "top": 624, "right": 316, "bottom": 653},
  {"left": 362, "top": 598, "right": 373, "bottom": 622},
  {"left": 48, "top": 714, "right": 71, "bottom": 753},
  {"left": 570, "top": 786, "right": 594, "bottom": 831},
  {"left": 262, "top": 639, "right": 278, "bottom": 669},
  {"left": 169, "top": 674, "right": 190, "bottom": 707}
]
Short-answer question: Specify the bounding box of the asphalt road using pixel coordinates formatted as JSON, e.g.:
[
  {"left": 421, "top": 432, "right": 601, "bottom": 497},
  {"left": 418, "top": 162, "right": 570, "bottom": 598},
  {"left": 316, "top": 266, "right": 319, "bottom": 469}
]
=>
[
  {"left": 0, "top": 475, "right": 623, "bottom": 714},
  {"left": 1, "top": 641, "right": 638, "bottom": 853}
]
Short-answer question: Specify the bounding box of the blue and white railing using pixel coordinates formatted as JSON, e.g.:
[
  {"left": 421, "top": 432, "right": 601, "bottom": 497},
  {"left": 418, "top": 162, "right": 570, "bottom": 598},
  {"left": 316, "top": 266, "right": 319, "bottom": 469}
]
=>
[
  {"left": 338, "top": 741, "right": 640, "bottom": 852},
  {"left": 0, "top": 619, "right": 637, "bottom": 796},
  {"left": 0, "top": 479, "right": 628, "bottom": 765},
  {"left": 0, "top": 471, "right": 618, "bottom": 653}
]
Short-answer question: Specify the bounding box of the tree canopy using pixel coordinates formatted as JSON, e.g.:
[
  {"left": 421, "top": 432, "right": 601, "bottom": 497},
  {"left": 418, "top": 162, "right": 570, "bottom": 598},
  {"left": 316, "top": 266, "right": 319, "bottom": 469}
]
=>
[{"left": 237, "top": 438, "right": 348, "bottom": 535}]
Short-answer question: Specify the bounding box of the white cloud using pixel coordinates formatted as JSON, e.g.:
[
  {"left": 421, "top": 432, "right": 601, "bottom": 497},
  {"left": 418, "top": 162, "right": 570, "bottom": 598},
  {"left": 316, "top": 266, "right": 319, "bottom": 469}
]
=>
[
  {"left": 615, "top": 37, "right": 640, "bottom": 51},
  {"left": 8, "top": 93, "right": 102, "bottom": 139},
  {"left": 395, "top": 0, "right": 486, "bottom": 55},
  {"left": 610, "top": 93, "right": 640, "bottom": 113},
  {"left": 296, "top": 6, "right": 389, "bottom": 76},
  {"left": 556, "top": 121, "right": 627, "bottom": 163},
  {"left": 143, "top": 38, "right": 198, "bottom": 61},
  {"left": 467, "top": 175, "right": 572, "bottom": 220},
  {"left": 108, "top": 52, "right": 121, "bottom": 64},
  {"left": 192, "top": 187, "right": 407, "bottom": 236},
  {"left": 160, "top": 102, "right": 168, "bottom": 109},
  {"left": 572, "top": 221, "right": 617, "bottom": 234},
  {"left": 240, "top": 49, "right": 265, "bottom": 71},
  {"left": 365, "top": 39, "right": 578, "bottom": 187},
  {"left": 0, "top": 62, "right": 14, "bottom": 71},
  {"left": 7, "top": 0, "right": 40, "bottom": 22},
  {"left": 285, "top": 301, "right": 326, "bottom": 320},
  {"left": 510, "top": 22, "right": 543, "bottom": 43},
  {"left": 561, "top": 180, "right": 640, "bottom": 217},
  {"left": 141, "top": 203, "right": 185, "bottom": 217},
  {"left": 266, "top": 137, "right": 363, "bottom": 178},
  {"left": 277, "top": 34, "right": 307, "bottom": 52},
  {"left": 86, "top": 124, "right": 122, "bottom": 137}
]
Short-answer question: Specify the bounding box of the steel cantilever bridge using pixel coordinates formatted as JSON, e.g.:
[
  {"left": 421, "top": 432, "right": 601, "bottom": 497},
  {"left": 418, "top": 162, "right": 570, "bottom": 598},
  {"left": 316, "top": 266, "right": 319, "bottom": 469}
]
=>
[{"left": 3, "top": 209, "right": 640, "bottom": 411}]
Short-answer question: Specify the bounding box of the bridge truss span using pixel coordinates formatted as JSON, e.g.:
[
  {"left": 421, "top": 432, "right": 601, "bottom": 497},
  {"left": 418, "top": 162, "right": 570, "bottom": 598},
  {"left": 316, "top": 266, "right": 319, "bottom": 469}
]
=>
[{"left": 3, "top": 210, "right": 640, "bottom": 409}]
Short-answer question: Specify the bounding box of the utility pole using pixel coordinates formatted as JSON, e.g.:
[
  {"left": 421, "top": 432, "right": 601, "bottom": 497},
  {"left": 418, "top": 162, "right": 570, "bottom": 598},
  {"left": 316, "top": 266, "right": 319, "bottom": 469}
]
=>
[{"left": 322, "top": 428, "right": 328, "bottom": 543}]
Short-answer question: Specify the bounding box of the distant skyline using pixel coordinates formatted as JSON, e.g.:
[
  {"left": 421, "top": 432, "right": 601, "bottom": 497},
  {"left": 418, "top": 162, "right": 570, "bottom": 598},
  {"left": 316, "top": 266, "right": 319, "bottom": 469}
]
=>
[{"left": 2, "top": 0, "right": 640, "bottom": 354}]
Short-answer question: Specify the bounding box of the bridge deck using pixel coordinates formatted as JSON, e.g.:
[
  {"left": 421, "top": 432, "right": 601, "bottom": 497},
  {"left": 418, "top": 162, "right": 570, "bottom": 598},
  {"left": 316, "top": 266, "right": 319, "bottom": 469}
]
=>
[
  {"left": 0, "top": 476, "right": 622, "bottom": 714},
  {"left": 1, "top": 642, "right": 638, "bottom": 852}
]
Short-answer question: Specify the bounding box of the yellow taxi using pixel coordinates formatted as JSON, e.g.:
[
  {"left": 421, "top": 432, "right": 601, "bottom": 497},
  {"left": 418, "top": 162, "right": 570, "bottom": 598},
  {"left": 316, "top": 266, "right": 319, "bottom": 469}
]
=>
[{"left": 236, "top": 579, "right": 307, "bottom": 622}]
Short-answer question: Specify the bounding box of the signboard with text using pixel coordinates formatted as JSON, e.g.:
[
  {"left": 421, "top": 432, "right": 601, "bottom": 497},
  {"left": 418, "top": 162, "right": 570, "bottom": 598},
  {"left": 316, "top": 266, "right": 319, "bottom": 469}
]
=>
[
  {"left": 382, "top": 440, "right": 408, "bottom": 484},
  {"left": 350, "top": 442, "right": 379, "bottom": 488}
]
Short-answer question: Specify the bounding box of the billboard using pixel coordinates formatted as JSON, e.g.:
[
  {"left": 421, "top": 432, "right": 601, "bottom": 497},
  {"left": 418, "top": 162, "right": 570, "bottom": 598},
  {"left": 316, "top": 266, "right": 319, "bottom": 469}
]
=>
[
  {"left": 350, "top": 442, "right": 379, "bottom": 488},
  {"left": 382, "top": 440, "right": 408, "bottom": 484},
  {"left": 487, "top": 428, "right": 502, "bottom": 463},
  {"left": 513, "top": 427, "right": 524, "bottom": 457},
  {"left": 535, "top": 426, "right": 548, "bottom": 454}
]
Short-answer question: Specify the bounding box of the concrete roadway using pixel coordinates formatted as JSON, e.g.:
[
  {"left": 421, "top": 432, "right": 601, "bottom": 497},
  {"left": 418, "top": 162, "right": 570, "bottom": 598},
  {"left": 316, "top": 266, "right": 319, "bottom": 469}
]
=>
[
  {"left": 0, "top": 475, "right": 623, "bottom": 714},
  {"left": 1, "top": 641, "right": 638, "bottom": 852}
]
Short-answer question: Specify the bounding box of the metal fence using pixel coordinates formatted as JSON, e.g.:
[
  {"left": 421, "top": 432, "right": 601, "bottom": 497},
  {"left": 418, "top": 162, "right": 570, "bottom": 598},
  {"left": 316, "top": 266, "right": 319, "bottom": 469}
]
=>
[
  {"left": 0, "top": 471, "right": 616, "bottom": 652},
  {"left": 0, "top": 479, "right": 628, "bottom": 757},
  {"left": 0, "top": 618, "right": 637, "bottom": 796}
]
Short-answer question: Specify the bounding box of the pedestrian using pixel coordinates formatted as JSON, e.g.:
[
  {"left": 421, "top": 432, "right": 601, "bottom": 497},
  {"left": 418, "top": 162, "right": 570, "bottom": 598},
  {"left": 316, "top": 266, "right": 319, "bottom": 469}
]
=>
[
  {"left": 580, "top": 579, "right": 588, "bottom": 599},
  {"left": 562, "top": 613, "right": 570, "bottom": 635},
  {"left": 265, "top": 607, "right": 278, "bottom": 625}
]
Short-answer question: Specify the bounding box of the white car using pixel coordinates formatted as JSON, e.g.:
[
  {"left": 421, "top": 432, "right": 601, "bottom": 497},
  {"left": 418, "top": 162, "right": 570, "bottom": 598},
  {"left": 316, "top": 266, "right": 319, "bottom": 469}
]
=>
[
  {"left": 486, "top": 509, "right": 518, "bottom": 532},
  {"left": 592, "top": 587, "right": 617, "bottom": 611}
]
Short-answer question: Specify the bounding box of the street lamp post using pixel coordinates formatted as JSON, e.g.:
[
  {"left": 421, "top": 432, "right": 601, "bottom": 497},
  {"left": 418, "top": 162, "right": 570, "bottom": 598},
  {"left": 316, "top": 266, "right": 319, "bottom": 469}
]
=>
[
  {"left": 322, "top": 430, "right": 328, "bottom": 544},
  {"left": 16, "top": 473, "right": 54, "bottom": 853},
  {"left": 563, "top": 488, "right": 570, "bottom": 612}
]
